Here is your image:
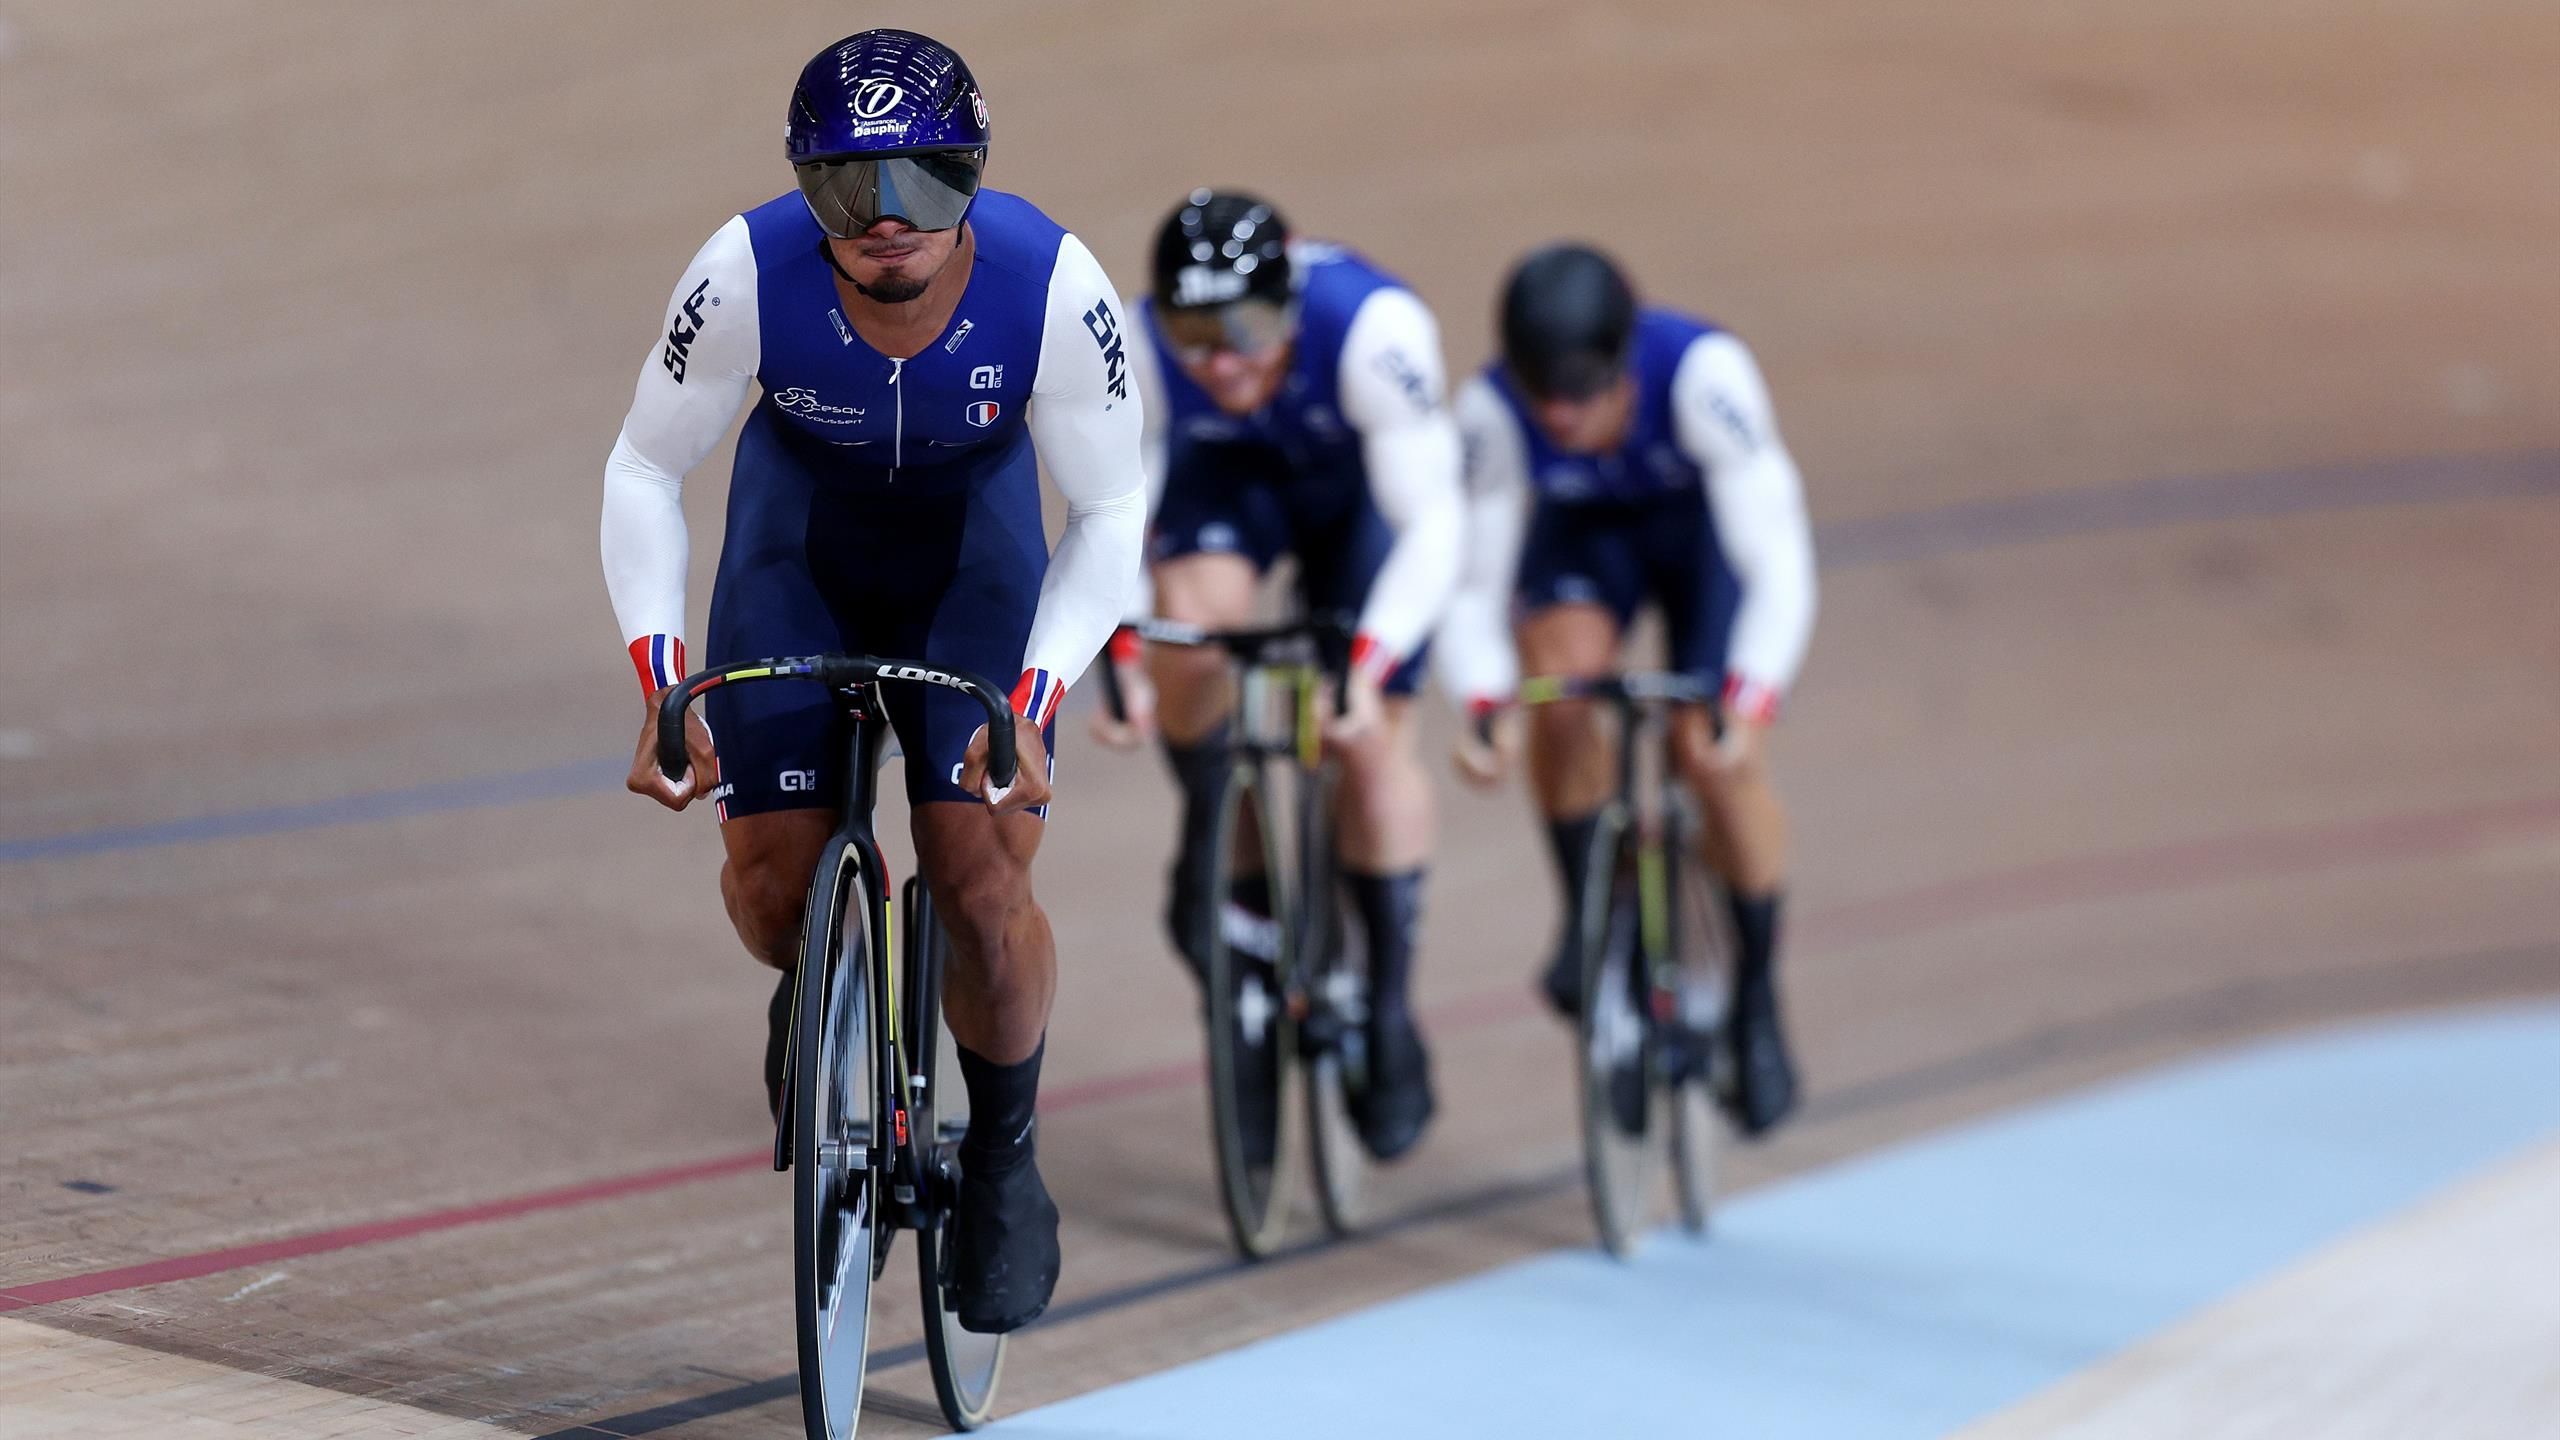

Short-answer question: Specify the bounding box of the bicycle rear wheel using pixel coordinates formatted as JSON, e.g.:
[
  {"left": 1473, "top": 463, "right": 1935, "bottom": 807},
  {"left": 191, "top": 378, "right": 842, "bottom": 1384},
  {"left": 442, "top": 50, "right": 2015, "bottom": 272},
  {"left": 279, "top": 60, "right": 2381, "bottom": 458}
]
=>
[
  {"left": 1577, "top": 809, "right": 1659, "bottom": 1258},
  {"left": 1297, "top": 765, "right": 1369, "bottom": 1236},
  {"left": 794, "top": 840, "right": 879, "bottom": 1440},
  {"left": 1202, "top": 761, "right": 1300, "bottom": 1258},
  {"left": 904, "top": 880, "right": 1005, "bottom": 1431},
  {"left": 1664, "top": 794, "right": 1731, "bottom": 1236}
]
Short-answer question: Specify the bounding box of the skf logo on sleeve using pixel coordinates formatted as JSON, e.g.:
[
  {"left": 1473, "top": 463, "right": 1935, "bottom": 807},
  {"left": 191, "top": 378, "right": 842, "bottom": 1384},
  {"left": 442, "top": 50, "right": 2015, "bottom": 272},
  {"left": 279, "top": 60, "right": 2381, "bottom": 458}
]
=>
[
  {"left": 662, "top": 279, "right": 711, "bottom": 383},
  {"left": 1708, "top": 391, "right": 1762, "bottom": 454},
  {"left": 1082, "top": 300, "right": 1129, "bottom": 400},
  {"left": 965, "top": 400, "right": 1001, "bottom": 428},
  {"left": 1376, "top": 348, "right": 1437, "bottom": 416}
]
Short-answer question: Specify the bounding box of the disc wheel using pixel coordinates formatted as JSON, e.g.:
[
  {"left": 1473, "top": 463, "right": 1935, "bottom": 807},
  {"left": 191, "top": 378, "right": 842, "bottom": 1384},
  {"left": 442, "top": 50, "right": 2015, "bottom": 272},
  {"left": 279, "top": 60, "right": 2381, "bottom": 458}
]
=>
[
  {"left": 1576, "top": 811, "right": 1659, "bottom": 1258},
  {"left": 1299, "top": 768, "right": 1369, "bottom": 1237},
  {"left": 794, "top": 843, "right": 878, "bottom": 1440},
  {"left": 905, "top": 882, "right": 1006, "bottom": 1430},
  {"left": 1202, "top": 763, "right": 1300, "bottom": 1258}
]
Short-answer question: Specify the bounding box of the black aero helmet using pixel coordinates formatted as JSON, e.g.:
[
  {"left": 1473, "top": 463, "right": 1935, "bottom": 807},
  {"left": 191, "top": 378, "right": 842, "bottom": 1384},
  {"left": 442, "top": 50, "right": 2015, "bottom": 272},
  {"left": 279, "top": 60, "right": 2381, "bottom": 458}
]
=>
[
  {"left": 1151, "top": 188, "right": 1292, "bottom": 310},
  {"left": 1500, "top": 243, "right": 1638, "bottom": 400}
]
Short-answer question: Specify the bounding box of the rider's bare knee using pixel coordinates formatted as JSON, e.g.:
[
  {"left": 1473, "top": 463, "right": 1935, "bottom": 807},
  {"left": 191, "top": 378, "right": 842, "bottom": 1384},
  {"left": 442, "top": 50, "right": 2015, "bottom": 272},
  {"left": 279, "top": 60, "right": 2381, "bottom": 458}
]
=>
[
  {"left": 930, "top": 853, "right": 1031, "bottom": 979},
  {"left": 721, "top": 854, "right": 806, "bottom": 970}
]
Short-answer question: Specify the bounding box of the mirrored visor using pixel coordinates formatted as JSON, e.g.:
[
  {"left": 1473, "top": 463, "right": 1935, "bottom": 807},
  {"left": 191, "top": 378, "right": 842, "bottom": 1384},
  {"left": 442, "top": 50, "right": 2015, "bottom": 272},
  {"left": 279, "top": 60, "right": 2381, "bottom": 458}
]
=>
[
  {"left": 1160, "top": 298, "right": 1295, "bottom": 364},
  {"left": 795, "top": 150, "right": 985, "bottom": 237}
]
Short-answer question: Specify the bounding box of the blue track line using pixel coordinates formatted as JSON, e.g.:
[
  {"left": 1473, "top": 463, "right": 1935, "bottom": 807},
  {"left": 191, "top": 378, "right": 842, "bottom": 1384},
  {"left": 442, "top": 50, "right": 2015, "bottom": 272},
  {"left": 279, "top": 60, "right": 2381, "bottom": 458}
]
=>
[
  {"left": 0, "top": 758, "right": 623, "bottom": 863},
  {"left": 6, "top": 449, "right": 2552, "bottom": 864}
]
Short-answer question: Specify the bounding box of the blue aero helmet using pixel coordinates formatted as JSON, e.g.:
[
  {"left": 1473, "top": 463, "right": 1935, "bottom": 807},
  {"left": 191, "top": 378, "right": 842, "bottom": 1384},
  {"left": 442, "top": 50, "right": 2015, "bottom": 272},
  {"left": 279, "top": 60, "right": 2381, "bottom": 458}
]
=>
[{"left": 786, "top": 29, "right": 991, "bottom": 238}]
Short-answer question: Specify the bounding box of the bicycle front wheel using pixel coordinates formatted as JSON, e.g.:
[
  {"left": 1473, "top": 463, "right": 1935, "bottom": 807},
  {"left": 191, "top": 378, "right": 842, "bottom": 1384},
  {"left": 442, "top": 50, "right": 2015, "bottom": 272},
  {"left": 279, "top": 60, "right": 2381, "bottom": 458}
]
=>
[
  {"left": 1297, "top": 765, "right": 1369, "bottom": 1237},
  {"left": 795, "top": 840, "right": 880, "bottom": 1440},
  {"left": 1202, "top": 760, "right": 1301, "bottom": 1258},
  {"left": 904, "top": 880, "right": 1005, "bottom": 1431},
  {"left": 1664, "top": 792, "right": 1731, "bottom": 1236},
  {"left": 1577, "top": 808, "right": 1659, "bottom": 1258}
]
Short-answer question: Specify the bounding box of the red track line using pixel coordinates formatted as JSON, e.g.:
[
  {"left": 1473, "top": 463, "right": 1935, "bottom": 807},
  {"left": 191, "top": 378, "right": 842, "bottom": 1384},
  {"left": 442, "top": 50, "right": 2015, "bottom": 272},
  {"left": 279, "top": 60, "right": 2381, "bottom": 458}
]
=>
[
  {"left": 0, "top": 1150, "right": 766, "bottom": 1314},
  {"left": 12, "top": 790, "right": 2555, "bottom": 1315}
]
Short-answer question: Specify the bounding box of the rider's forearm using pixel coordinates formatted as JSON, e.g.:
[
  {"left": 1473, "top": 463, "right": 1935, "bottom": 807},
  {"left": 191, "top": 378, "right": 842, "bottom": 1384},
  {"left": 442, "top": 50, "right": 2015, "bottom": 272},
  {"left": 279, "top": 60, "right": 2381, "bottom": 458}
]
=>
[
  {"left": 1671, "top": 332, "right": 1816, "bottom": 720},
  {"left": 1431, "top": 377, "right": 1531, "bottom": 712},
  {"left": 1018, "top": 234, "right": 1148, "bottom": 723},
  {"left": 1016, "top": 480, "right": 1145, "bottom": 723},
  {"left": 1349, "top": 415, "right": 1464, "bottom": 682},
  {"left": 602, "top": 432, "right": 692, "bottom": 693},
  {"left": 1711, "top": 445, "right": 1817, "bottom": 721},
  {"left": 1433, "top": 486, "right": 1527, "bottom": 712}
]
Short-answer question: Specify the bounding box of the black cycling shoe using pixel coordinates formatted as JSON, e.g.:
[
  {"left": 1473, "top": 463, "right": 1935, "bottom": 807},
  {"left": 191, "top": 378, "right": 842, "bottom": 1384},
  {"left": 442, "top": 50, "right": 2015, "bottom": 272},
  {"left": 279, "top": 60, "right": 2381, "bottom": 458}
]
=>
[
  {"left": 949, "top": 1138, "right": 1062, "bottom": 1334},
  {"left": 763, "top": 969, "right": 793, "bottom": 1121},
  {"left": 1723, "top": 982, "right": 1799, "bottom": 1137},
  {"left": 1349, "top": 1011, "right": 1434, "bottom": 1160}
]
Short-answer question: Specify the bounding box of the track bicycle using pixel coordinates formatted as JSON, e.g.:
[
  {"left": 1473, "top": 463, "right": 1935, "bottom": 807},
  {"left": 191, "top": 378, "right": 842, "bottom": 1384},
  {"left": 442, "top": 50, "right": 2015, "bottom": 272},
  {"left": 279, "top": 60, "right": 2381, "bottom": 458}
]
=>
[
  {"left": 656, "top": 654, "right": 1019, "bottom": 1435},
  {"left": 1505, "top": 671, "right": 1736, "bottom": 1256},
  {"left": 1102, "top": 615, "right": 1371, "bottom": 1257}
]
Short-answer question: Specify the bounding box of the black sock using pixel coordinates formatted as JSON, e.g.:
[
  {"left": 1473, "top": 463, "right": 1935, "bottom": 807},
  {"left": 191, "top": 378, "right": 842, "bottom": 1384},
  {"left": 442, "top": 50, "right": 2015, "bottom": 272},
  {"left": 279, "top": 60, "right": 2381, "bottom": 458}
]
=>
[
  {"left": 1727, "top": 890, "right": 1783, "bottom": 1000},
  {"left": 956, "top": 1039, "right": 1044, "bottom": 1166},
  {"left": 1545, "top": 811, "right": 1604, "bottom": 947},
  {"left": 1160, "top": 726, "right": 1233, "bottom": 894},
  {"left": 1344, "top": 868, "right": 1426, "bottom": 1024}
]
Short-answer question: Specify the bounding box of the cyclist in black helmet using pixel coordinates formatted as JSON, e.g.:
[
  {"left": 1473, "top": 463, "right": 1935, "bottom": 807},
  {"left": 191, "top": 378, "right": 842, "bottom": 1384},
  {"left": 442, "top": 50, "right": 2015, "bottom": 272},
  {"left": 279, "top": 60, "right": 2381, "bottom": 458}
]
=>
[
  {"left": 1436, "top": 243, "right": 1817, "bottom": 1136},
  {"left": 1091, "top": 190, "right": 1465, "bottom": 1163}
]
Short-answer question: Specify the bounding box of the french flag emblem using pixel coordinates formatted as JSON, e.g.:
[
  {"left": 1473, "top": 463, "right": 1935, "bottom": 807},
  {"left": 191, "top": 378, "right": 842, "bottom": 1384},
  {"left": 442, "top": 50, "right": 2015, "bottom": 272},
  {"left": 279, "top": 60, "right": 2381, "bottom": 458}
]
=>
[{"left": 966, "top": 400, "right": 1001, "bottom": 428}]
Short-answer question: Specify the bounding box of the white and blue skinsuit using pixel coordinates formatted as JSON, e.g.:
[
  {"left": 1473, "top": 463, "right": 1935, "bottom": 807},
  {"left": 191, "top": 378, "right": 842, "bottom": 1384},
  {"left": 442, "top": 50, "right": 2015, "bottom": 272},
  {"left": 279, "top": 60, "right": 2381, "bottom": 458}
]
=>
[
  {"left": 1129, "top": 242, "right": 1463, "bottom": 688},
  {"left": 599, "top": 188, "right": 1145, "bottom": 817},
  {"left": 1434, "top": 310, "right": 1817, "bottom": 721}
]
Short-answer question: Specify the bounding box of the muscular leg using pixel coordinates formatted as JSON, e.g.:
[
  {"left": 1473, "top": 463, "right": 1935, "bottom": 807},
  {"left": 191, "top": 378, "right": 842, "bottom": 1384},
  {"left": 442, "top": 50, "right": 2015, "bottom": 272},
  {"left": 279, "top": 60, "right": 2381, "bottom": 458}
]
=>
[
  {"left": 718, "top": 808, "right": 836, "bottom": 1114},
  {"left": 1668, "top": 710, "right": 1798, "bottom": 1134},
  {"left": 914, "top": 798, "right": 1063, "bottom": 1330},
  {"left": 1516, "top": 604, "right": 1623, "bottom": 1014},
  {"left": 914, "top": 802, "right": 1053, "bottom": 1065},
  {"left": 1332, "top": 696, "right": 1433, "bottom": 872},
  {"left": 720, "top": 809, "right": 838, "bottom": 969},
  {"left": 1149, "top": 553, "right": 1261, "bottom": 975},
  {"left": 1519, "top": 605, "right": 1622, "bottom": 822},
  {"left": 1150, "top": 553, "right": 1257, "bottom": 744},
  {"left": 1668, "top": 711, "right": 1788, "bottom": 895},
  {"left": 1332, "top": 694, "right": 1438, "bottom": 1159}
]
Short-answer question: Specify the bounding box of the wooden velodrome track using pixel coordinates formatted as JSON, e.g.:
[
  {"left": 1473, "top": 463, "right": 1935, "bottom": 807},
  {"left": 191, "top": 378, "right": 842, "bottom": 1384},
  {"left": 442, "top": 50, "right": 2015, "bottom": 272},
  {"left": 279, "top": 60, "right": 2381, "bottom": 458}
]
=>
[{"left": 5, "top": 2, "right": 2557, "bottom": 1434}]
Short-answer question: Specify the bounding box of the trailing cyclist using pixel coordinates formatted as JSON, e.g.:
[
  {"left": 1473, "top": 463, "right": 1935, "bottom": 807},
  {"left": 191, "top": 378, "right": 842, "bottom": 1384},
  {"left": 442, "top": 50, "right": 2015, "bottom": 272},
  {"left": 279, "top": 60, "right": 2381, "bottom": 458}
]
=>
[
  {"left": 1435, "top": 243, "right": 1817, "bottom": 1136},
  {"left": 1093, "top": 191, "right": 1464, "bottom": 1163},
  {"left": 598, "top": 30, "right": 1144, "bottom": 1332}
]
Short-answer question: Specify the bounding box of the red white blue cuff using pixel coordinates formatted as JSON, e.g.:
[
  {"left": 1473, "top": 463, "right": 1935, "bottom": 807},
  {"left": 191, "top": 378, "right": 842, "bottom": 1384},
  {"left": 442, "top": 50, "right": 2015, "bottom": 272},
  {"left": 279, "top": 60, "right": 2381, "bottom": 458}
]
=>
[
  {"left": 1011, "top": 668, "right": 1066, "bottom": 727},
  {"left": 629, "top": 635, "right": 687, "bottom": 696},
  {"left": 1348, "top": 632, "right": 1398, "bottom": 686},
  {"left": 1722, "top": 675, "right": 1781, "bottom": 724}
]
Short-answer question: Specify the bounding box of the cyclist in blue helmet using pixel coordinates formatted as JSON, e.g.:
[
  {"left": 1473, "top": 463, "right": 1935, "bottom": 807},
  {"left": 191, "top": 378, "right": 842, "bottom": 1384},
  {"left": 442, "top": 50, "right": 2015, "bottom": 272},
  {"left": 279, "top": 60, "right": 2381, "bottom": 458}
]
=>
[
  {"left": 600, "top": 29, "right": 1146, "bottom": 1332},
  {"left": 1436, "top": 243, "right": 1819, "bottom": 1137}
]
